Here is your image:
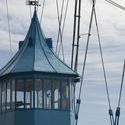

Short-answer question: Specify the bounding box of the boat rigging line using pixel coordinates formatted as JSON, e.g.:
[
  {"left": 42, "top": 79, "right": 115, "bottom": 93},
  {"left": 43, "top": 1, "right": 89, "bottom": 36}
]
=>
[
  {"left": 74, "top": 0, "right": 125, "bottom": 125},
  {"left": 75, "top": 1, "right": 95, "bottom": 125},
  {"left": 57, "top": 0, "right": 70, "bottom": 59},
  {"left": 55, "top": 0, "right": 64, "bottom": 52},
  {"left": 94, "top": 4, "right": 125, "bottom": 125},
  {"left": 5, "top": 0, "right": 13, "bottom": 57},
  {"left": 105, "top": 0, "right": 125, "bottom": 11},
  {"left": 55, "top": 0, "right": 65, "bottom": 62},
  {"left": 93, "top": 4, "right": 114, "bottom": 125},
  {"left": 113, "top": 60, "right": 125, "bottom": 125}
]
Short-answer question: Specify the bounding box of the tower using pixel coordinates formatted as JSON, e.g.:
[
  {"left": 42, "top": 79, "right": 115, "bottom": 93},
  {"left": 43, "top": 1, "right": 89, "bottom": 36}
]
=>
[{"left": 0, "top": 8, "right": 79, "bottom": 125}]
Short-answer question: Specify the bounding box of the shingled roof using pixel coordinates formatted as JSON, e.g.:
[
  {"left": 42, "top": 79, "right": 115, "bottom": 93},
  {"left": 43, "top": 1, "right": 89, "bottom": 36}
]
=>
[{"left": 0, "top": 9, "right": 79, "bottom": 78}]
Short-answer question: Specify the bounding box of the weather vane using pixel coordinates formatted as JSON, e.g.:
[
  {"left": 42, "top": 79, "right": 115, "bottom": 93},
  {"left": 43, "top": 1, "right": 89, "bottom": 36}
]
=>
[{"left": 26, "top": 0, "right": 41, "bottom": 8}]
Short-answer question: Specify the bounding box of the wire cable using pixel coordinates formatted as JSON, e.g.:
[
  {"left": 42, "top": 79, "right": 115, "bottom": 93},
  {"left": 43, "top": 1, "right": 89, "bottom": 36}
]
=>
[
  {"left": 5, "top": 0, "right": 13, "bottom": 56},
  {"left": 93, "top": 4, "right": 112, "bottom": 110},
  {"left": 55, "top": 0, "right": 65, "bottom": 53},
  {"left": 55, "top": 0, "right": 65, "bottom": 61},
  {"left": 55, "top": 0, "right": 65, "bottom": 51},
  {"left": 114, "top": 60, "right": 125, "bottom": 125},
  {"left": 75, "top": 3, "right": 95, "bottom": 125},
  {"left": 105, "top": 0, "right": 125, "bottom": 11},
  {"left": 118, "top": 60, "right": 125, "bottom": 107},
  {"left": 93, "top": 3, "right": 115, "bottom": 125},
  {"left": 57, "top": 0, "right": 69, "bottom": 60}
]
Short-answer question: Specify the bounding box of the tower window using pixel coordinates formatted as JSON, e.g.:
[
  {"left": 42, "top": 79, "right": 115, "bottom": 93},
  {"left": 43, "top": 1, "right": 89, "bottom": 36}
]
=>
[
  {"left": 44, "top": 80, "right": 52, "bottom": 109},
  {"left": 53, "top": 80, "right": 60, "bottom": 109},
  {"left": 25, "top": 79, "right": 34, "bottom": 108},
  {"left": 62, "top": 81, "right": 69, "bottom": 110},
  {"left": 16, "top": 80, "right": 24, "bottom": 108},
  {"left": 35, "top": 79, "right": 43, "bottom": 108},
  {"left": 0, "top": 78, "right": 71, "bottom": 112},
  {"left": 11, "top": 80, "right": 15, "bottom": 110},
  {"left": 7, "top": 80, "right": 11, "bottom": 110},
  {"left": 2, "top": 82, "right": 6, "bottom": 111}
]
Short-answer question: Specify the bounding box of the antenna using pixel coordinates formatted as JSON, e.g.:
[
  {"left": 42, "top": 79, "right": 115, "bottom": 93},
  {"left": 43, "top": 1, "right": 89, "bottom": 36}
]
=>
[{"left": 26, "top": 0, "right": 41, "bottom": 7}]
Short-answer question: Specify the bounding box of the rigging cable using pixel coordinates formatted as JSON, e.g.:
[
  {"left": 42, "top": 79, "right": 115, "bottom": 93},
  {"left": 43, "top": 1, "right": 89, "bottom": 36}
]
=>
[
  {"left": 105, "top": 0, "right": 125, "bottom": 11},
  {"left": 5, "top": 0, "right": 13, "bottom": 56},
  {"left": 118, "top": 60, "right": 125, "bottom": 108},
  {"left": 55, "top": 0, "right": 64, "bottom": 52},
  {"left": 93, "top": 3, "right": 115, "bottom": 125},
  {"left": 114, "top": 60, "right": 125, "bottom": 125},
  {"left": 57, "top": 0, "right": 70, "bottom": 58},
  {"left": 55, "top": 0, "right": 65, "bottom": 61},
  {"left": 75, "top": 2, "right": 95, "bottom": 125},
  {"left": 40, "top": 0, "right": 46, "bottom": 24}
]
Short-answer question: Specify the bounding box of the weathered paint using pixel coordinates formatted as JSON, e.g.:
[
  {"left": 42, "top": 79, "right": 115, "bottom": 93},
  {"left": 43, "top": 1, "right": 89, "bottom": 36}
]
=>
[{"left": 0, "top": 109, "right": 75, "bottom": 125}]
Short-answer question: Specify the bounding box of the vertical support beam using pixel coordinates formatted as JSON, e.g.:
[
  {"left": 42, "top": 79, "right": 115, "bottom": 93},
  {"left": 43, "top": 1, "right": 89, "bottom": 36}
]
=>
[
  {"left": 33, "top": 78, "right": 35, "bottom": 108},
  {"left": 42, "top": 78, "right": 44, "bottom": 108},
  {"left": 24, "top": 79, "right": 26, "bottom": 109},
  {"left": 5, "top": 80, "right": 7, "bottom": 111},
  {"left": 51, "top": 79, "right": 54, "bottom": 109},
  {"left": 1, "top": 81, "right": 3, "bottom": 112},
  {"left": 60, "top": 79, "right": 62, "bottom": 109},
  {"left": 10, "top": 79, "right": 12, "bottom": 110},
  {"left": 67, "top": 79, "right": 70, "bottom": 110},
  {"left": 15, "top": 79, "right": 17, "bottom": 109},
  {"left": 74, "top": 0, "right": 81, "bottom": 71}
]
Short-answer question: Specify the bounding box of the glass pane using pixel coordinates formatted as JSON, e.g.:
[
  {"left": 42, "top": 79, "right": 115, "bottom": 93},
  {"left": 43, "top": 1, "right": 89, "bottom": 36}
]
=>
[
  {"left": 35, "top": 79, "right": 42, "bottom": 108},
  {"left": 2, "top": 82, "right": 6, "bottom": 111},
  {"left": 16, "top": 80, "right": 24, "bottom": 108},
  {"left": 11, "top": 80, "right": 15, "bottom": 110},
  {"left": 44, "top": 80, "right": 51, "bottom": 109},
  {"left": 62, "top": 81, "right": 69, "bottom": 110},
  {"left": 53, "top": 80, "right": 60, "bottom": 109},
  {"left": 25, "top": 79, "right": 33, "bottom": 108},
  {"left": 7, "top": 81, "right": 11, "bottom": 110}
]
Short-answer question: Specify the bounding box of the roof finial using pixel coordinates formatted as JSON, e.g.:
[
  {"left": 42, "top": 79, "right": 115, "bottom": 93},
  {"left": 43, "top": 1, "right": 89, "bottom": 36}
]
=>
[{"left": 26, "top": 0, "right": 41, "bottom": 10}]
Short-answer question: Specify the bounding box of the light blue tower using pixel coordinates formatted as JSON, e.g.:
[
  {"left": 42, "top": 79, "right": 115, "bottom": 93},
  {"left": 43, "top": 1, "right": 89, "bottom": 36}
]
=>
[{"left": 0, "top": 9, "right": 80, "bottom": 125}]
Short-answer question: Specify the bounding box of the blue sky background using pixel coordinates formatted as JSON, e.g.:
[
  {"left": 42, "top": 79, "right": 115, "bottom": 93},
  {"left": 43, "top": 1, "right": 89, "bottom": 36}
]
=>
[{"left": 0, "top": 0, "right": 125, "bottom": 125}]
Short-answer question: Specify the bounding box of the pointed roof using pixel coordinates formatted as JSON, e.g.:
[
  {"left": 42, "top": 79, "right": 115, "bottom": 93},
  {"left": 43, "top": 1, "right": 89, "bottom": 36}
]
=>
[{"left": 0, "top": 9, "right": 79, "bottom": 78}]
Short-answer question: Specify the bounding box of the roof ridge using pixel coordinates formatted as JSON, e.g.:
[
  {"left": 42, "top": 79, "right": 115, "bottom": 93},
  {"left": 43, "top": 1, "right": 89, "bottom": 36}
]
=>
[
  {"left": 33, "top": 18, "right": 37, "bottom": 72},
  {"left": 36, "top": 23, "right": 57, "bottom": 73}
]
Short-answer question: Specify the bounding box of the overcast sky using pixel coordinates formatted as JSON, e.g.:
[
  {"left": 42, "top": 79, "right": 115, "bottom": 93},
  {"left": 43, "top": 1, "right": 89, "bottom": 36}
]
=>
[{"left": 0, "top": 0, "right": 125, "bottom": 125}]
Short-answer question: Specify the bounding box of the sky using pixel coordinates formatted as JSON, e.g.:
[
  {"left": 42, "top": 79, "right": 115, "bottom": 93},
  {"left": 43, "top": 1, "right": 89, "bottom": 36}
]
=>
[{"left": 0, "top": 0, "right": 125, "bottom": 125}]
